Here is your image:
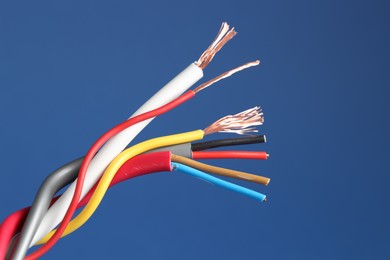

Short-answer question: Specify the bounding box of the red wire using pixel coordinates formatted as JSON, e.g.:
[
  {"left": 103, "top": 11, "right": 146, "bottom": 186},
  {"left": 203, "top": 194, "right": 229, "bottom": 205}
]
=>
[
  {"left": 80, "top": 151, "right": 171, "bottom": 205},
  {"left": 192, "top": 150, "right": 268, "bottom": 160},
  {"left": 0, "top": 209, "right": 29, "bottom": 259},
  {"left": 0, "top": 152, "right": 172, "bottom": 259},
  {"left": 25, "top": 91, "right": 195, "bottom": 259}
]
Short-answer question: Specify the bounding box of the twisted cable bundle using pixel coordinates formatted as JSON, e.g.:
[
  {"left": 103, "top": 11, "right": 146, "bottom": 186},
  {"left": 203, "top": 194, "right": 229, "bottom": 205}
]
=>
[{"left": 0, "top": 22, "right": 272, "bottom": 259}]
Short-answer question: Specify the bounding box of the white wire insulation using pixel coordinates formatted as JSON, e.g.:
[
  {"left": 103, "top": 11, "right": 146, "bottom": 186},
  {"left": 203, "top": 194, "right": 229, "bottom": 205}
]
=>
[{"left": 29, "top": 63, "right": 203, "bottom": 246}]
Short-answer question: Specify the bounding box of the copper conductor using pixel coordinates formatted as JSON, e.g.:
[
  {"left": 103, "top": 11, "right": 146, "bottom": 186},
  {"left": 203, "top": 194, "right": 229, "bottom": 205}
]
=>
[
  {"left": 204, "top": 107, "right": 264, "bottom": 135},
  {"left": 193, "top": 60, "right": 260, "bottom": 93},
  {"left": 195, "top": 22, "right": 237, "bottom": 69}
]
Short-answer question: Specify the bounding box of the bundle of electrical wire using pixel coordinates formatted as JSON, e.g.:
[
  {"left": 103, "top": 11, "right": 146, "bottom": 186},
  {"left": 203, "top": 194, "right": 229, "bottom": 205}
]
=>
[{"left": 0, "top": 22, "right": 272, "bottom": 259}]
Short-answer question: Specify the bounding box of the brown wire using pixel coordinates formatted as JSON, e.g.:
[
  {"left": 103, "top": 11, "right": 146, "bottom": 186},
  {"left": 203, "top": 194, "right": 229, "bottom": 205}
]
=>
[{"left": 171, "top": 154, "right": 270, "bottom": 186}]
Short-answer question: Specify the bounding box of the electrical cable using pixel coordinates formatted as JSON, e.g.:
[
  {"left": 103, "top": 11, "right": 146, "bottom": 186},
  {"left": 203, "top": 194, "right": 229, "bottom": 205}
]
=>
[
  {"left": 27, "top": 23, "right": 240, "bottom": 255},
  {"left": 191, "top": 135, "right": 266, "bottom": 151},
  {"left": 192, "top": 151, "right": 269, "bottom": 160},
  {"left": 3, "top": 146, "right": 269, "bottom": 253},
  {"left": 38, "top": 131, "right": 204, "bottom": 245},
  {"left": 0, "top": 21, "right": 269, "bottom": 259},
  {"left": 7, "top": 105, "right": 263, "bottom": 259},
  {"left": 21, "top": 92, "right": 197, "bottom": 260},
  {"left": 37, "top": 104, "right": 264, "bottom": 245},
  {"left": 39, "top": 106, "right": 264, "bottom": 245},
  {"left": 171, "top": 154, "right": 270, "bottom": 186},
  {"left": 172, "top": 163, "right": 266, "bottom": 202},
  {"left": 0, "top": 152, "right": 172, "bottom": 258},
  {"left": 26, "top": 59, "right": 260, "bottom": 257},
  {"left": 21, "top": 71, "right": 201, "bottom": 258}
]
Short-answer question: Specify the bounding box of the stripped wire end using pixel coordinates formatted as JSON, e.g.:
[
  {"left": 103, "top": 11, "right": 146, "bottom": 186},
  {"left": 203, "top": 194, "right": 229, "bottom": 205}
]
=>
[
  {"left": 195, "top": 22, "right": 237, "bottom": 70},
  {"left": 204, "top": 107, "right": 264, "bottom": 135},
  {"left": 193, "top": 60, "right": 260, "bottom": 93}
]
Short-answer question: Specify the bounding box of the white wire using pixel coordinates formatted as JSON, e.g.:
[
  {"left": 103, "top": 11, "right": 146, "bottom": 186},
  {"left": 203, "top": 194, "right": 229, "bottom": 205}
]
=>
[{"left": 29, "top": 63, "right": 203, "bottom": 246}]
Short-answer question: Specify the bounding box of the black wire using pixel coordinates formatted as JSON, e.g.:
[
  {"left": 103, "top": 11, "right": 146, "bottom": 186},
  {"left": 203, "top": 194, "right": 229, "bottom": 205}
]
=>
[{"left": 191, "top": 135, "right": 266, "bottom": 151}]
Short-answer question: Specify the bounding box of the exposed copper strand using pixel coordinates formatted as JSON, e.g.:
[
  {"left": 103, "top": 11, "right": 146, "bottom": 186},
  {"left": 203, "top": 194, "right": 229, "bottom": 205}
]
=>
[
  {"left": 204, "top": 107, "right": 264, "bottom": 135},
  {"left": 194, "top": 60, "right": 260, "bottom": 93},
  {"left": 200, "top": 28, "right": 237, "bottom": 69},
  {"left": 210, "top": 22, "right": 230, "bottom": 50},
  {"left": 195, "top": 22, "right": 237, "bottom": 69},
  {"left": 196, "top": 23, "right": 229, "bottom": 66}
]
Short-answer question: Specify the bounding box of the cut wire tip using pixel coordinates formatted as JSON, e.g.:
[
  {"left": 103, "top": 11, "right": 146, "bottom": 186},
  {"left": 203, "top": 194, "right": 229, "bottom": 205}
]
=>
[
  {"left": 195, "top": 22, "right": 237, "bottom": 70},
  {"left": 193, "top": 60, "right": 261, "bottom": 93},
  {"left": 204, "top": 107, "right": 264, "bottom": 135}
]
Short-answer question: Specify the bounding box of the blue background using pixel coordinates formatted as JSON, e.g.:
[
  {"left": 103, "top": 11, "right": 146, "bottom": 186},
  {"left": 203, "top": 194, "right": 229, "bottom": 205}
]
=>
[{"left": 1, "top": 1, "right": 389, "bottom": 259}]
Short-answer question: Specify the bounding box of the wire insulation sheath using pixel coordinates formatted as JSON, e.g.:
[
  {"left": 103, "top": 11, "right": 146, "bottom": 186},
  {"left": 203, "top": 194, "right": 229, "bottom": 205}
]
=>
[
  {"left": 148, "top": 143, "right": 192, "bottom": 158},
  {"left": 171, "top": 154, "right": 270, "bottom": 186},
  {"left": 191, "top": 135, "right": 266, "bottom": 151},
  {"left": 172, "top": 163, "right": 266, "bottom": 202}
]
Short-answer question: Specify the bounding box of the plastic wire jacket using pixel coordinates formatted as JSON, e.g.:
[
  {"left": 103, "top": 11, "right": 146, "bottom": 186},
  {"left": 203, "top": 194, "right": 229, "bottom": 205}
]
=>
[
  {"left": 191, "top": 135, "right": 266, "bottom": 151},
  {"left": 0, "top": 152, "right": 172, "bottom": 258},
  {"left": 39, "top": 130, "right": 204, "bottom": 243},
  {"left": 36, "top": 151, "right": 172, "bottom": 244},
  {"left": 149, "top": 143, "right": 192, "bottom": 159},
  {"left": 11, "top": 157, "right": 84, "bottom": 259},
  {"left": 192, "top": 151, "right": 268, "bottom": 160},
  {"left": 0, "top": 210, "right": 29, "bottom": 260},
  {"left": 25, "top": 91, "right": 198, "bottom": 260},
  {"left": 171, "top": 154, "right": 270, "bottom": 186},
  {"left": 28, "top": 64, "right": 202, "bottom": 251},
  {"left": 172, "top": 163, "right": 266, "bottom": 202},
  {"left": 0, "top": 157, "right": 83, "bottom": 260}
]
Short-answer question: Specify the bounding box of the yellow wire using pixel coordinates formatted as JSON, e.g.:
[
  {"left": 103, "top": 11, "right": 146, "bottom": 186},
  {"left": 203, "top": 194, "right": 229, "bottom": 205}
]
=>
[{"left": 37, "top": 130, "right": 204, "bottom": 245}]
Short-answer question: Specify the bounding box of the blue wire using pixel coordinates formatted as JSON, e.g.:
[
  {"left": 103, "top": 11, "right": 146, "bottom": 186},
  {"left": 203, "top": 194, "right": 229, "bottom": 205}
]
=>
[{"left": 171, "top": 162, "right": 266, "bottom": 202}]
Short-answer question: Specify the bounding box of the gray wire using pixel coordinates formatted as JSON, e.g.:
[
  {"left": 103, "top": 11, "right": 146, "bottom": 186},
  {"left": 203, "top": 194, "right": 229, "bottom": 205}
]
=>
[
  {"left": 148, "top": 143, "right": 192, "bottom": 158},
  {"left": 10, "top": 157, "right": 83, "bottom": 260},
  {"left": 5, "top": 235, "right": 19, "bottom": 260}
]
